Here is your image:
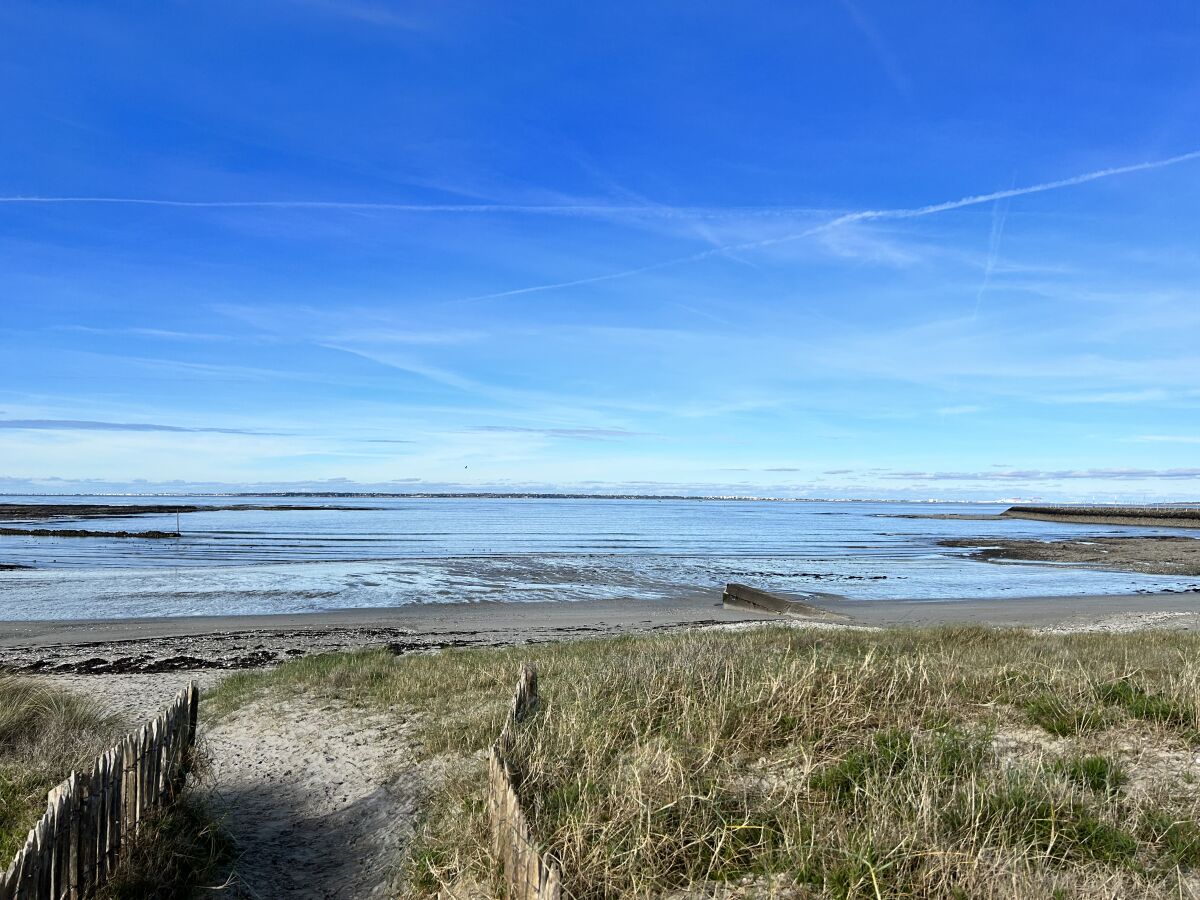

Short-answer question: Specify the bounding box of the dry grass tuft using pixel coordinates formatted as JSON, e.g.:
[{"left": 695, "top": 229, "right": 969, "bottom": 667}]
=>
[{"left": 95, "top": 794, "right": 232, "bottom": 900}]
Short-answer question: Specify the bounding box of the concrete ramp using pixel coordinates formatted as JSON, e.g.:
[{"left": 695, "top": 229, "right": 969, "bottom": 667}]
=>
[{"left": 722, "top": 583, "right": 849, "bottom": 620}]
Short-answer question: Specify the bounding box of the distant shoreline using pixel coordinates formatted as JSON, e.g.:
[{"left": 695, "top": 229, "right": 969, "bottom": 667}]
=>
[
  {"left": 4, "top": 492, "right": 1199, "bottom": 507},
  {"left": 0, "top": 492, "right": 1004, "bottom": 502}
]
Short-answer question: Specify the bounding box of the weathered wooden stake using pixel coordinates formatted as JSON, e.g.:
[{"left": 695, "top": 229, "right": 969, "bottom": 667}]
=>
[{"left": 488, "top": 665, "right": 563, "bottom": 900}]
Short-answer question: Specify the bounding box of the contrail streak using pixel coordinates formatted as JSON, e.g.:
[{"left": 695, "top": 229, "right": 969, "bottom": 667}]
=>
[
  {"left": 836, "top": 0, "right": 914, "bottom": 102},
  {"left": 857, "top": 149, "right": 1200, "bottom": 221},
  {"left": 0, "top": 196, "right": 824, "bottom": 219},
  {"left": 972, "top": 184, "right": 1012, "bottom": 319},
  {"left": 7, "top": 149, "right": 1198, "bottom": 306},
  {"left": 459, "top": 148, "right": 1200, "bottom": 303}
]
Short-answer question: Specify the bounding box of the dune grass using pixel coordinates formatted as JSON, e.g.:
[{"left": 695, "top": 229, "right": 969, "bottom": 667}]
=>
[
  {"left": 208, "top": 625, "right": 1200, "bottom": 898},
  {"left": 0, "top": 676, "right": 123, "bottom": 864}
]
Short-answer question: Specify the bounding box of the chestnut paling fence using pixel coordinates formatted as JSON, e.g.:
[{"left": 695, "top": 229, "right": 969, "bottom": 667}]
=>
[
  {"left": 488, "top": 664, "right": 564, "bottom": 900},
  {"left": 0, "top": 682, "right": 200, "bottom": 900}
]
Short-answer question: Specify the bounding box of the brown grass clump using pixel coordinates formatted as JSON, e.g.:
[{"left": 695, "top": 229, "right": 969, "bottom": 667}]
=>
[
  {"left": 210, "top": 625, "right": 1200, "bottom": 898},
  {"left": 95, "top": 794, "right": 232, "bottom": 900}
]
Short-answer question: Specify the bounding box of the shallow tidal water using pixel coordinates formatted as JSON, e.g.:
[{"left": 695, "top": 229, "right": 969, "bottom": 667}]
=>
[{"left": 0, "top": 496, "right": 1196, "bottom": 620}]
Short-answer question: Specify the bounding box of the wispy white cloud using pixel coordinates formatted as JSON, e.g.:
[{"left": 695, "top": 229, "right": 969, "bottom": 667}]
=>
[
  {"left": 468, "top": 425, "right": 648, "bottom": 441},
  {"left": 60, "top": 325, "right": 252, "bottom": 343},
  {"left": 0, "top": 195, "right": 829, "bottom": 220},
  {"left": 1128, "top": 435, "right": 1200, "bottom": 444},
  {"left": 12, "top": 148, "right": 1193, "bottom": 243},
  {"left": 800, "top": 314, "right": 1200, "bottom": 388},
  {"left": 319, "top": 344, "right": 482, "bottom": 393},
  {"left": 322, "top": 328, "right": 485, "bottom": 345},
  {"left": 669, "top": 303, "right": 735, "bottom": 327},
  {"left": 816, "top": 224, "right": 927, "bottom": 267},
  {"left": 1037, "top": 390, "right": 1172, "bottom": 405}
]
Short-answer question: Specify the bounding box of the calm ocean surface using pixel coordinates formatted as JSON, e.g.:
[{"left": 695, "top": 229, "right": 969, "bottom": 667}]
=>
[{"left": 0, "top": 496, "right": 1196, "bottom": 620}]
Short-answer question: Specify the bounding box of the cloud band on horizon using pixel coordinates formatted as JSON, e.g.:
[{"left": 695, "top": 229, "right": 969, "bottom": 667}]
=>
[
  {"left": 886, "top": 467, "right": 1200, "bottom": 481},
  {"left": 0, "top": 418, "right": 286, "bottom": 435}
]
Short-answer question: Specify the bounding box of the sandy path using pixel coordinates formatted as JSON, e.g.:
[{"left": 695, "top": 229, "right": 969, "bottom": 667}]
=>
[
  {"left": 37, "top": 673, "right": 426, "bottom": 898},
  {"left": 205, "top": 693, "right": 423, "bottom": 899}
]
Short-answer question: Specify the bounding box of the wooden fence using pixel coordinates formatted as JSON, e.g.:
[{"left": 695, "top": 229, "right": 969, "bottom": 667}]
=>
[
  {"left": 0, "top": 682, "right": 200, "bottom": 900},
  {"left": 488, "top": 664, "right": 563, "bottom": 900}
]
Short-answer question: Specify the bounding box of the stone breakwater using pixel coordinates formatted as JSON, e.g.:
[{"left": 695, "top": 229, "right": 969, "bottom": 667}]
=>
[{"left": 1003, "top": 505, "right": 1200, "bottom": 529}]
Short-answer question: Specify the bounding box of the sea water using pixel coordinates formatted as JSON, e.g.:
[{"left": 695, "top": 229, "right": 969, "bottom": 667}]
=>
[{"left": 0, "top": 496, "right": 1195, "bottom": 620}]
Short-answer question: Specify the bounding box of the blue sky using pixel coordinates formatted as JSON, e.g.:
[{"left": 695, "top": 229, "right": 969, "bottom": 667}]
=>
[{"left": 2, "top": 1, "right": 1199, "bottom": 499}]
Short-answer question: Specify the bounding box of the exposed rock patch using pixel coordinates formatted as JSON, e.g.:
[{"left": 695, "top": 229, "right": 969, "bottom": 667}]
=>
[{"left": 941, "top": 535, "right": 1200, "bottom": 576}]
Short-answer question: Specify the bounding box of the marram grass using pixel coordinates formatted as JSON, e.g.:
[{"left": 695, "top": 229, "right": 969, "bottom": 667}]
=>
[{"left": 0, "top": 676, "right": 122, "bottom": 863}]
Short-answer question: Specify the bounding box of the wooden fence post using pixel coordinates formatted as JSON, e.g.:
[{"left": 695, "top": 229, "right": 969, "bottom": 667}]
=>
[{"left": 488, "top": 664, "right": 563, "bottom": 900}]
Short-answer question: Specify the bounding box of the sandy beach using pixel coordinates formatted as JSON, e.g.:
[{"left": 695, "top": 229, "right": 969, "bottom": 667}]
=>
[
  {"left": 5, "top": 588, "right": 1200, "bottom": 679},
  {"left": 8, "top": 584, "right": 1200, "bottom": 759}
]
